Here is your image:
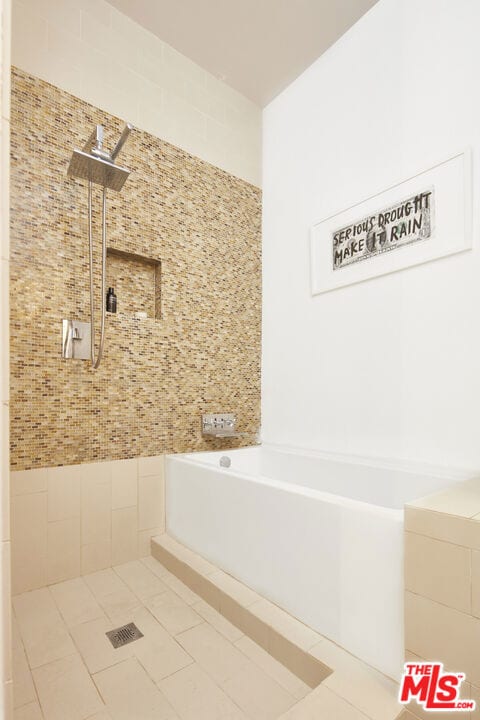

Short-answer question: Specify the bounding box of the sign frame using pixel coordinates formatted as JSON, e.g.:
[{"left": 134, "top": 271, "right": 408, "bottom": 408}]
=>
[{"left": 310, "top": 149, "right": 472, "bottom": 295}]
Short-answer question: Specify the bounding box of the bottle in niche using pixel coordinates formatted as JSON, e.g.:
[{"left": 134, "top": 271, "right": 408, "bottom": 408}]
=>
[{"left": 106, "top": 287, "right": 117, "bottom": 313}]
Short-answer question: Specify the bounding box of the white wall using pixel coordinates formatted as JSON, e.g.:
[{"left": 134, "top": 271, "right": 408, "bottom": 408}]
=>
[
  {"left": 262, "top": 0, "right": 480, "bottom": 469},
  {"left": 11, "top": 0, "right": 261, "bottom": 186}
]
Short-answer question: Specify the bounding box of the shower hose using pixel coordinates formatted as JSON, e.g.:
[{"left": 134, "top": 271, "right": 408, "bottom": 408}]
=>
[{"left": 87, "top": 180, "right": 107, "bottom": 369}]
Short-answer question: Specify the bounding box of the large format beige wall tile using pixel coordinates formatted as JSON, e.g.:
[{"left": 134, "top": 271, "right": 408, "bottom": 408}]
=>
[
  {"left": 81, "top": 470, "right": 111, "bottom": 546},
  {"left": 5, "top": 0, "right": 264, "bottom": 187},
  {"left": 405, "top": 532, "right": 471, "bottom": 613},
  {"left": 409, "top": 479, "right": 480, "bottom": 518},
  {"left": 470, "top": 684, "right": 480, "bottom": 719},
  {"left": 10, "top": 455, "right": 162, "bottom": 588},
  {"left": 112, "top": 507, "right": 138, "bottom": 566},
  {"left": 81, "top": 539, "right": 111, "bottom": 576},
  {"left": 11, "top": 492, "right": 47, "bottom": 594},
  {"left": 1, "top": 403, "right": 9, "bottom": 542},
  {"left": 10, "top": 469, "right": 47, "bottom": 497},
  {"left": 47, "top": 517, "right": 81, "bottom": 585},
  {"left": 111, "top": 459, "right": 137, "bottom": 510},
  {"left": 138, "top": 474, "right": 165, "bottom": 531},
  {"left": 47, "top": 466, "right": 81, "bottom": 522},
  {"left": 405, "top": 591, "right": 480, "bottom": 686},
  {"left": 472, "top": 551, "right": 480, "bottom": 618},
  {"left": 138, "top": 527, "right": 164, "bottom": 558},
  {"left": 405, "top": 507, "right": 480, "bottom": 550},
  {"left": 138, "top": 456, "right": 165, "bottom": 478}
]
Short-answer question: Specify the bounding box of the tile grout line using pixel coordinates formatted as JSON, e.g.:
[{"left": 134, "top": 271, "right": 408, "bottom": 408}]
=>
[
  {"left": 11, "top": 605, "right": 43, "bottom": 715},
  {"left": 405, "top": 587, "right": 480, "bottom": 620}
]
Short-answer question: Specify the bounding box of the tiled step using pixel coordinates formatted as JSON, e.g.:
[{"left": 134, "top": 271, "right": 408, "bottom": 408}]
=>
[
  {"left": 151, "top": 533, "right": 404, "bottom": 720},
  {"left": 151, "top": 534, "right": 331, "bottom": 688}
]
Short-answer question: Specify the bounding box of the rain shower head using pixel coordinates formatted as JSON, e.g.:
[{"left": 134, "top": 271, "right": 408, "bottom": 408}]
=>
[
  {"left": 67, "top": 122, "right": 133, "bottom": 191},
  {"left": 68, "top": 150, "right": 130, "bottom": 191}
]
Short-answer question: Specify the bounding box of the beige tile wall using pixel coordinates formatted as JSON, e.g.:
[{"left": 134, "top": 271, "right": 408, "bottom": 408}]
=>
[
  {"left": 10, "top": 455, "right": 165, "bottom": 595},
  {"left": 10, "top": 0, "right": 261, "bottom": 186},
  {"left": 404, "top": 504, "right": 480, "bottom": 719},
  {"left": 1, "top": 0, "right": 12, "bottom": 715}
]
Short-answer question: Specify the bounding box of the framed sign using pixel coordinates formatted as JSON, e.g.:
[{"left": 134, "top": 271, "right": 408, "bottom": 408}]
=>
[{"left": 310, "top": 149, "right": 472, "bottom": 295}]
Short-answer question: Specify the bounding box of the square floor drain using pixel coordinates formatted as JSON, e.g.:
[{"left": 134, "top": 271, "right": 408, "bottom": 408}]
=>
[{"left": 106, "top": 622, "right": 144, "bottom": 649}]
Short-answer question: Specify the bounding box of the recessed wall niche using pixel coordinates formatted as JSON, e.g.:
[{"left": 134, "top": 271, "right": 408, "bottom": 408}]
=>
[{"left": 107, "top": 248, "right": 161, "bottom": 320}]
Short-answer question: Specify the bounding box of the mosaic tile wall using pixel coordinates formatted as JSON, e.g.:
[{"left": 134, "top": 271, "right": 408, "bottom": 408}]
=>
[{"left": 10, "top": 67, "right": 262, "bottom": 471}]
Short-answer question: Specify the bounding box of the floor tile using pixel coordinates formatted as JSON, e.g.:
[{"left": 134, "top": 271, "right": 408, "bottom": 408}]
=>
[
  {"left": 159, "top": 662, "right": 248, "bottom": 720},
  {"left": 13, "top": 589, "right": 76, "bottom": 669},
  {"left": 235, "top": 636, "right": 310, "bottom": 700},
  {"left": 32, "top": 653, "right": 103, "bottom": 720},
  {"left": 83, "top": 568, "right": 141, "bottom": 621},
  {"left": 193, "top": 599, "right": 244, "bottom": 642},
  {"left": 161, "top": 570, "right": 200, "bottom": 605},
  {"left": 129, "top": 606, "right": 194, "bottom": 683},
  {"left": 309, "top": 639, "right": 399, "bottom": 720},
  {"left": 141, "top": 556, "right": 170, "bottom": 579},
  {"left": 146, "top": 590, "right": 203, "bottom": 636},
  {"left": 113, "top": 560, "right": 168, "bottom": 601},
  {"left": 69, "top": 616, "right": 138, "bottom": 675},
  {"left": 176, "top": 620, "right": 297, "bottom": 718},
  {"left": 49, "top": 578, "right": 105, "bottom": 628},
  {"left": 278, "top": 685, "right": 371, "bottom": 719},
  {"left": 14, "top": 701, "right": 44, "bottom": 720},
  {"left": 12, "top": 616, "right": 36, "bottom": 708},
  {"left": 93, "top": 657, "right": 177, "bottom": 720},
  {"left": 176, "top": 622, "right": 252, "bottom": 684},
  {"left": 223, "top": 660, "right": 297, "bottom": 720}
]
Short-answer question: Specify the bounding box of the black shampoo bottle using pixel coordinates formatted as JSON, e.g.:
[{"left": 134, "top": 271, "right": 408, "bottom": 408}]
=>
[{"left": 106, "top": 287, "right": 117, "bottom": 313}]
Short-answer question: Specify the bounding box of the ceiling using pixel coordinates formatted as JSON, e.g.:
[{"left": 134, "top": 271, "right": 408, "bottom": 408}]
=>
[{"left": 108, "top": 0, "right": 379, "bottom": 107}]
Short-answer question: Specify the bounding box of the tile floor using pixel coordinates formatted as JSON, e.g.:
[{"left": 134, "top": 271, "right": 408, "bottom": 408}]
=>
[
  {"left": 12, "top": 556, "right": 316, "bottom": 720},
  {"left": 11, "top": 553, "right": 406, "bottom": 720}
]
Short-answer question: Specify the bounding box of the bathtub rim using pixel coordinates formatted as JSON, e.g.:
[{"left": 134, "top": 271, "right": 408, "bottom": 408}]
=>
[
  {"left": 166, "top": 441, "right": 473, "bottom": 517},
  {"left": 166, "top": 450, "right": 403, "bottom": 519}
]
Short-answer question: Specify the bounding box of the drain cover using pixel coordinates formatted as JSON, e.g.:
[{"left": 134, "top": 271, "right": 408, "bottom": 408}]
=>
[{"left": 106, "top": 622, "right": 144, "bottom": 649}]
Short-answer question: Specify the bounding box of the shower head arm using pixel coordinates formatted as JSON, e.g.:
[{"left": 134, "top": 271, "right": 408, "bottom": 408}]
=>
[{"left": 110, "top": 123, "right": 134, "bottom": 162}]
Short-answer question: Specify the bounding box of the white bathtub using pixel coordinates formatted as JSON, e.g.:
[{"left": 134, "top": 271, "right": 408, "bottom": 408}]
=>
[{"left": 165, "top": 444, "right": 463, "bottom": 678}]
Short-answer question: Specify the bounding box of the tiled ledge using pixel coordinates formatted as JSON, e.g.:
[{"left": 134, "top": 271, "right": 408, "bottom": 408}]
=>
[
  {"left": 404, "top": 479, "right": 480, "bottom": 719},
  {"left": 151, "top": 533, "right": 403, "bottom": 720},
  {"left": 151, "top": 533, "right": 330, "bottom": 687}
]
